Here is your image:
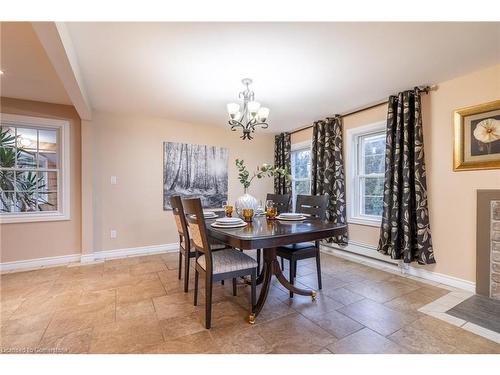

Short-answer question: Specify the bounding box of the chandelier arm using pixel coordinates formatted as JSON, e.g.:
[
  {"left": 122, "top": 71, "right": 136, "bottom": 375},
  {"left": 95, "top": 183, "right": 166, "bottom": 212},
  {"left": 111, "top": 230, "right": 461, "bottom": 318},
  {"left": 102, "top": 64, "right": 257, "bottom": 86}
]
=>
[
  {"left": 252, "top": 122, "right": 269, "bottom": 129},
  {"left": 228, "top": 120, "right": 245, "bottom": 131}
]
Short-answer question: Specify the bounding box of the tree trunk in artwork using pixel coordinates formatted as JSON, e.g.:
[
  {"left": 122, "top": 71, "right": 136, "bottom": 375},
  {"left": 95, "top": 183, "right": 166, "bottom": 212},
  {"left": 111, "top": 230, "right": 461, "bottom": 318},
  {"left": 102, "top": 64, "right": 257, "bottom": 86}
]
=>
[
  {"left": 185, "top": 144, "right": 191, "bottom": 189},
  {"left": 204, "top": 146, "right": 208, "bottom": 189},
  {"left": 169, "top": 143, "right": 183, "bottom": 190},
  {"left": 212, "top": 147, "right": 219, "bottom": 194}
]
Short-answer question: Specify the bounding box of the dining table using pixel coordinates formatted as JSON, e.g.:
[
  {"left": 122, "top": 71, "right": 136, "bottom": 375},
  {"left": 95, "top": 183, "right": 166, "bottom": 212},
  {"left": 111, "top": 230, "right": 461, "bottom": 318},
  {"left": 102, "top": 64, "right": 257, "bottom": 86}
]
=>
[{"left": 205, "top": 212, "right": 346, "bottom": 324}]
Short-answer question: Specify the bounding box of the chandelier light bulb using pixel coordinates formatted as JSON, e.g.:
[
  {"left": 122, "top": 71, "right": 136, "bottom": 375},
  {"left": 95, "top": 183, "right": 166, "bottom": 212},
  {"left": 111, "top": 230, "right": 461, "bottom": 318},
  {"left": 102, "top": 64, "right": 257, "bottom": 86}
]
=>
[
  {"left": 233, "top": 111, "right": 242, "bottom": 121},
  {"left": 227, "top": 103, "right": 240, "bottom": 115},
  {"left": 257, "top": 107, "right": 269, "bottom": 122},
  {"left": 247, "top": 101, "right": 261, "bottom": 117}
]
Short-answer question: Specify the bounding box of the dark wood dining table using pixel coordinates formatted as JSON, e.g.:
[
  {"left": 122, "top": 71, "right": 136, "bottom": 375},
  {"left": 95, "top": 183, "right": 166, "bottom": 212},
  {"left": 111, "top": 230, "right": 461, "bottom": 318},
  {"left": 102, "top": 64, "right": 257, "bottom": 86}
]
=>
[{"left": 205, "top": 212, "right": 346, "bottom": 324}]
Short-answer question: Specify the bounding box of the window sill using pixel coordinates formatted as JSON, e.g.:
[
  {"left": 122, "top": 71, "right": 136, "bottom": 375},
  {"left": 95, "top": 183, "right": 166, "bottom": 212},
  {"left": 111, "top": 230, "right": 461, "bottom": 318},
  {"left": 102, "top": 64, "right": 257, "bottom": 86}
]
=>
[
  {"left": 0, "top": 212, "right": 70, "bottom": 224},
  {"left": 348, "top": 217, "right": 381, "bottom": 228}
]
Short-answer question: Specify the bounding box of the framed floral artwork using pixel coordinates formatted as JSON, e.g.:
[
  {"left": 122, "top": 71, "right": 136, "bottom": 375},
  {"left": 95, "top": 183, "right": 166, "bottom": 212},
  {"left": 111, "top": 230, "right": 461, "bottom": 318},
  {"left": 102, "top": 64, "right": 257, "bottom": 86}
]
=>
[{"left": 454, "top": 99, "right": 500, "bottom": 171}]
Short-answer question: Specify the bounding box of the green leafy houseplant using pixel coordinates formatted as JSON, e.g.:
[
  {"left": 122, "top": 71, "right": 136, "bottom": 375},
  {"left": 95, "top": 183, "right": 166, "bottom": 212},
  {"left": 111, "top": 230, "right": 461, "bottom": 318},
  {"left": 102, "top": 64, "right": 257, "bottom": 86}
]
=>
[
  {"left": 235, "top": 158, "right": 291, "bottom": 192},
  {"left": 0, "top": 127, "right": 51, "bottom": 212}
]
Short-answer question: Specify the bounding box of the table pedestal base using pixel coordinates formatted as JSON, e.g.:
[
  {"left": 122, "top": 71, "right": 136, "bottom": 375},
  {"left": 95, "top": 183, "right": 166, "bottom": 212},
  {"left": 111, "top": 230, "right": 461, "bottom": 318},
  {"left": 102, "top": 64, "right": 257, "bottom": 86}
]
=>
[{"left": 249, "top": 247, "right": 316, "bottom": 323}]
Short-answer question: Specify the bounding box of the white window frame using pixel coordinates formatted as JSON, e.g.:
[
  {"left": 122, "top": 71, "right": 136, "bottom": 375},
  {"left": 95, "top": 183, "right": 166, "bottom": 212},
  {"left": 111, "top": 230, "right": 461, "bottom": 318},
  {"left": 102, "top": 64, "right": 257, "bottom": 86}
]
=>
[
  {"left": 0, "top": 113, "right": 71, "bottom": 224},
  {"left": 346, "top": 121, "right": 385, "bottom": 227},
  {"left": 291, "top": 140, "right": 312, "bottom": 211}
]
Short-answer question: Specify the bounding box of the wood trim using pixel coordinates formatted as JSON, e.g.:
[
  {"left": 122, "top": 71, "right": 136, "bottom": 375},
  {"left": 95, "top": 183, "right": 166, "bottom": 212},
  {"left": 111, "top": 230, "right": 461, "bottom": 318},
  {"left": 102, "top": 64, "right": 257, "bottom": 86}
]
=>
[{"left": 453, "top": 99, "right": 500, "bottom": 171}]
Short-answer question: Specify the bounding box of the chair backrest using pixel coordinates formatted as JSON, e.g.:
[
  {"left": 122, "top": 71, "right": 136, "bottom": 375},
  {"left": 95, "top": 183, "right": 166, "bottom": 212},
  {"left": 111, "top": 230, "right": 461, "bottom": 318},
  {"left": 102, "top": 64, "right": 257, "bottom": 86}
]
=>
[
  {"left": 181, "top": 198, "right": 212, "bottom": 259},
  {"left": 170, "top": 195, "right": 190, "bottom": 244},
  {"left": 296, "top": 194, "right": 328, "bottom": 220},
  {"left": 266, "top": 193, "right": 291, "bottom": 213}
]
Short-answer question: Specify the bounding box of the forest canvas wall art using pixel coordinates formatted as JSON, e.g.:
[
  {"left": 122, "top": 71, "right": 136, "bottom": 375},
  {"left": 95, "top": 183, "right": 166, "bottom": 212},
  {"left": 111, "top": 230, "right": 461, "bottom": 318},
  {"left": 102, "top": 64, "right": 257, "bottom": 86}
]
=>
[{"left": 163, "top": 142, "right": 229, "bottom": 209}]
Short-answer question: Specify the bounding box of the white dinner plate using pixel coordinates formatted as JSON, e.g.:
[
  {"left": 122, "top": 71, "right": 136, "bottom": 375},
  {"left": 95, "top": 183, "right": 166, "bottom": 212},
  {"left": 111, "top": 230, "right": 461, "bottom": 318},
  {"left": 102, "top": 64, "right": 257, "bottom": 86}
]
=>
[
  {"left": 210, "top": 222, "right": 247, "bottom": 229},
  {"left": 215, "top": 217, "right": 243, "bottom": 224},
  {"left": 279, "top": 212, "right": 303, "bottom": 218},
  {"left": 189, "top": 213, "right": 217, "bottom": 220},
  {"left": 213, "top": 221, "right": 245, "bottom": 226},
  {"left": 276, "top": 215, "right": 307, "bottom": 221}
]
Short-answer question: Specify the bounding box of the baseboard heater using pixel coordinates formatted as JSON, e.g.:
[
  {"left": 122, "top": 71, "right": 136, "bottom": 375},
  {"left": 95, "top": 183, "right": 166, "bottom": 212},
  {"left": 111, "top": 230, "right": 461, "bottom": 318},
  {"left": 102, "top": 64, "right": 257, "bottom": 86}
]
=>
[{"left": 321, "top": 240, "right": 401, "bottom": 267}]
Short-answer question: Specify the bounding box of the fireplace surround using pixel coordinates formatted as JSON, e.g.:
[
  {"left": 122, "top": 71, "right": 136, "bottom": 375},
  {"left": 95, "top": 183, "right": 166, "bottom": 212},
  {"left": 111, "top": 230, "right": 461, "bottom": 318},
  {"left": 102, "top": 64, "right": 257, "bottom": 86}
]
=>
[{"left": 476, "top": 190, "right": 500, "bottom": 300}]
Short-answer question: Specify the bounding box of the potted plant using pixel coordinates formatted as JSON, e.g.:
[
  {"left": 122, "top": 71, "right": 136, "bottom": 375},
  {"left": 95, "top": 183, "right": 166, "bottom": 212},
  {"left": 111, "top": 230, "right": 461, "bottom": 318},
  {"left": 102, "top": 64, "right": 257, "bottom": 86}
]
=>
[{"left": 234, "top": 159, "right": 290, "bottom": 216}]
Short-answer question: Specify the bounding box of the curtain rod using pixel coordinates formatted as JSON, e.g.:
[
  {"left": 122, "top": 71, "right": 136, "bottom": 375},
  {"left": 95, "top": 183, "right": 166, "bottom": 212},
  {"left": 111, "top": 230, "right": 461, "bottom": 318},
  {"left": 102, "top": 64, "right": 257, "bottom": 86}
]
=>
[{"left": 289, "top": 85, "right": 437, "bottom": 135}]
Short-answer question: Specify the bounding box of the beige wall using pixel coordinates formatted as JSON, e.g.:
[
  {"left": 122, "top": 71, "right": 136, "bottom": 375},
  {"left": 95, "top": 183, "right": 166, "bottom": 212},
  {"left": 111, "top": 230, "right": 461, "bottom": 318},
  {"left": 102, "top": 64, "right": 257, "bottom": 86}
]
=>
[
  {"left": 290, "top": 64, "right": 500, "bottom": 282},
  {"left": 0, "top": 97, "right": 82, "bottom": 262},
  {"left": 86, "top": 111, "right": 275, "bottom": 252},
  {"left": 420, "top": 64, "right": 500, "bottom": 281}
]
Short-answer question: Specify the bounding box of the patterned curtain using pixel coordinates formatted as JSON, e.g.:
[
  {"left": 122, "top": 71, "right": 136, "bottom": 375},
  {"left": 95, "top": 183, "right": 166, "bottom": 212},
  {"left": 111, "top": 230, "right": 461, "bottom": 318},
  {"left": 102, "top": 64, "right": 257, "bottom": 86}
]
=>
[
  {"left": 274, "top": 133, "right": 291, "bottom": 194},
  {"left": 377, "top": 88, "right": 435, "bottom": 264},
  {"left": 311, "top": 116, "right": 348, "bottom": 244}
]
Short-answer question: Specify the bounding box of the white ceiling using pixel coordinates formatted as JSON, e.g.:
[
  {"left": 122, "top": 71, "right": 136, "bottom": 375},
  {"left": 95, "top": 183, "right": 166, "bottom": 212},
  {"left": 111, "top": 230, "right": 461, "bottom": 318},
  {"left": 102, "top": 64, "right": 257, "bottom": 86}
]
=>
[
  {"left": 0, "top": 22, "right": 72, "bottom": 105},
  {"left": 4, "top": 23, "right": 500, "bottom": 132}
]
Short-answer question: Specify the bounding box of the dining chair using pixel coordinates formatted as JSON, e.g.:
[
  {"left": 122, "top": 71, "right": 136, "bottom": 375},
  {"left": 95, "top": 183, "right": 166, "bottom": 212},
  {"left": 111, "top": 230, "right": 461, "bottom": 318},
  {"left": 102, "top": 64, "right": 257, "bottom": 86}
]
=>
[
  {"left": 257, "top": 193, "right": 291, "bottom": 273},
  {"left": 170, "top": 195, "right": 228, "bottom": 293},
  {"left": 276, "top": 194, "right": 328, "bottom": 298},
  {"left": 266, "top": 193, "right": 291, "bottom": 214},
  {"left": 182, "top": 197, "right": 257, "bottom": 329}
]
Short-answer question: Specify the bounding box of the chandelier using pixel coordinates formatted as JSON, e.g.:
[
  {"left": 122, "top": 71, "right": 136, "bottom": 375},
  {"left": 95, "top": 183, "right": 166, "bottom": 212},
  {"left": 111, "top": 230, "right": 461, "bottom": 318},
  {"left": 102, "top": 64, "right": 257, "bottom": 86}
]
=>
[{"left": 226, "top": 78, "right": 270, "bottom": 140}]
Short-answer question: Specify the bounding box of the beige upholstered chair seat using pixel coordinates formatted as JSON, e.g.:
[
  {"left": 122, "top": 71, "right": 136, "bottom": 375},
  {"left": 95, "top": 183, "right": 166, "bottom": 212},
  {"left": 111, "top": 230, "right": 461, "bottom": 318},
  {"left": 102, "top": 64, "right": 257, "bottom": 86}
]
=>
[{"left": 196, "top": 249, "right": 258, "bottom": 274}]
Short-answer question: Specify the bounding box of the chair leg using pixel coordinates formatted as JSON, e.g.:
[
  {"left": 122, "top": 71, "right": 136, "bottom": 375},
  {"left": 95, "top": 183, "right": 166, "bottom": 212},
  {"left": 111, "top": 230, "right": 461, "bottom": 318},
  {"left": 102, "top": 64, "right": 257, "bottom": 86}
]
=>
[
  {"left": 256, "top": 249, "right": 261, "bottom": 275},
  {"left": 205, "top": 275, "right": 212, "bottom": 329},
  {"left": 289, "top": 259, "right": 295, "bottom": 299},
  {"left": 316, "top": 251, "right": 322, "bottom": 290},
  {"left": 221, "top": 280, "right": 224, "bottom": 286},
  {"left": 251, "top": 270, "right": 256, "bottom": 309},
  {"left": 232, "top": 278, "right": 237, "bottom": 296},
  {"left": 178, "top": 252, "right": 182, "bottom": 279},
  {"left": 183, "top": 253, "right": 190, "bottom": 293},
  {"left": 281, "top": 257, "right": 285, "bottom": 271},
  {"left": 194, "top": 269, "right": 199, "bottom": 306}
]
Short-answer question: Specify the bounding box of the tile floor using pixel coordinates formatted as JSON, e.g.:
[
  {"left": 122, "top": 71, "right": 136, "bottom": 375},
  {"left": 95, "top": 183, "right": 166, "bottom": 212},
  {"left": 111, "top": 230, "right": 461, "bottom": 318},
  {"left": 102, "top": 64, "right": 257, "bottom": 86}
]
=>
[{"left": 1, "top": 251, "right": 499, "bottom": 354}]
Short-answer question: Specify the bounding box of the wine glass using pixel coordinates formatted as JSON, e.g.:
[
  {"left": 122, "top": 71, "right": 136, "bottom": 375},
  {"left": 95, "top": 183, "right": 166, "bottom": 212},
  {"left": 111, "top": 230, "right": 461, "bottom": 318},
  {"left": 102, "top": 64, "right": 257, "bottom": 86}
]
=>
[
  {"left": 257, "top": 200, "right": 264, "bottom": 214},
  {"left": 266, "top": 200, "right": 274, "bottom": 209}
]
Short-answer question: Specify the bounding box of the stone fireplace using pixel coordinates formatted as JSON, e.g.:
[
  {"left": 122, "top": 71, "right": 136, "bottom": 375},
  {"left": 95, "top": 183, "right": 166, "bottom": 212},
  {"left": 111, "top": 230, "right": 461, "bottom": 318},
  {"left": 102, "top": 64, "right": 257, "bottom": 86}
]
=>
[
  {"left": 476, "top": 190, "right": 500, "bottom": 300},
  {"left": 490, "top": 201, "right": 500, "bottom": 299}
]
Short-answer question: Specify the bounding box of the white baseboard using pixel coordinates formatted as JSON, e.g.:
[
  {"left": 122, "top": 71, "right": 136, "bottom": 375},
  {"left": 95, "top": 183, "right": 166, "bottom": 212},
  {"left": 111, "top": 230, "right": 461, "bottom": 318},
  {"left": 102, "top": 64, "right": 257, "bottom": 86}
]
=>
[
  {"left": 91, "top": 243, "right": 178, "bottom": 261},
  {"left": 403, "top": 266, "right": 475, "bottom": 292},
  {"left": 0, "top": 243, "right": 179, "bottom": 273},
  {"left": 0, "top": 253, "right": 82, "bottom": 272},
  {"left": 322, "top": 242, "right": 476, "bottom": 293}
]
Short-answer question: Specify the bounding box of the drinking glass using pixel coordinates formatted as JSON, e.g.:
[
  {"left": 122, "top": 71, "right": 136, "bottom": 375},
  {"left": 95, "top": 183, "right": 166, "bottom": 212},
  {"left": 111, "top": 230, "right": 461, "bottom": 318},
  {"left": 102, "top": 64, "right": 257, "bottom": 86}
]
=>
[
  {"left": 257, "top": 200, "right": 264, "bottom": 214},
  {"left": 242, "top": 208, "right": 254, "bottom": 222},
  {"left": 222, "top": 200, "right": 233, "bottom": 217},
  {"left": 265, "top": 200, "right": 274, "bottom": 209},
  {"left": 225, "top": 205, "right": 234, "bottom": 217},
  {"left": 266, "top": 206, "right": 277, "bottom": 220}
]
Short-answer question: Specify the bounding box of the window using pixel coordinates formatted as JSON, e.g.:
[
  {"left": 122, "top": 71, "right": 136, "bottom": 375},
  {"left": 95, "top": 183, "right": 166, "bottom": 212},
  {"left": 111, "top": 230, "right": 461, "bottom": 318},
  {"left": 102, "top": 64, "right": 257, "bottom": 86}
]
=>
[
  {"left": 347, "top": 122, "right": 385, "bottom": 226},
  {"left": 291, "top": 141, "right": 311, "bottom": 210},
  {"left": 0, "top": 114, "right": 70, "bottom": 223}
]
